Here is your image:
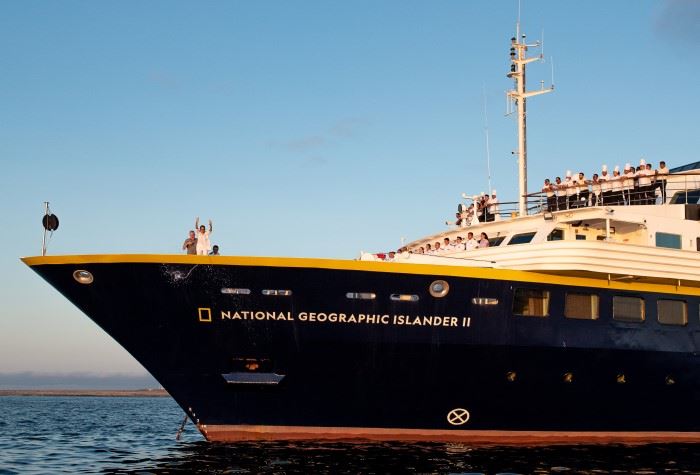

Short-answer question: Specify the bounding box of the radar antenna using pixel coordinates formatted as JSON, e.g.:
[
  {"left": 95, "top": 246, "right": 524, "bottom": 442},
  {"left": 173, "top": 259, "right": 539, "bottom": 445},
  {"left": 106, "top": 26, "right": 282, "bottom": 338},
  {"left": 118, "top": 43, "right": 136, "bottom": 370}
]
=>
[{"left": 506, "top": 21, "right": 554, "bottom": 216}]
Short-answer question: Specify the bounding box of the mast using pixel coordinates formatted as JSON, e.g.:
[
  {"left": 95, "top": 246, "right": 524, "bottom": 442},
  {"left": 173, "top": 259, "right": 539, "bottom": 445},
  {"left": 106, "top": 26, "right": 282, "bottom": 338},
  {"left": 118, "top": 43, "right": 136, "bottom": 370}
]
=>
[{"left": 507, "top": 23, "right": 553, "bottom": 216}]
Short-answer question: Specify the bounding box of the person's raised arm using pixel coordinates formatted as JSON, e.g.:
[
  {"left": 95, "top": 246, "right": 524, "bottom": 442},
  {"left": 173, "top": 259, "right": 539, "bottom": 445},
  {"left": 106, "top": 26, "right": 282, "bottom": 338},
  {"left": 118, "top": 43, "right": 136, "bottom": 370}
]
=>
[
  {"left": 209, "top": 219, "right": 213, "bottom": 233},
  {"left": 195, "top": 217, "right": 200, "bottom": 230}
]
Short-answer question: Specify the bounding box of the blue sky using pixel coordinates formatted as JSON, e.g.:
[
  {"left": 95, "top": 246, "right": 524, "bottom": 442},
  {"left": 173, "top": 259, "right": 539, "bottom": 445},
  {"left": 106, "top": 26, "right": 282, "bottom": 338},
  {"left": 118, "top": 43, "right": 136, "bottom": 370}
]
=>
[{"left": 1, "top": 1, "right": 698, "bottom": 377}]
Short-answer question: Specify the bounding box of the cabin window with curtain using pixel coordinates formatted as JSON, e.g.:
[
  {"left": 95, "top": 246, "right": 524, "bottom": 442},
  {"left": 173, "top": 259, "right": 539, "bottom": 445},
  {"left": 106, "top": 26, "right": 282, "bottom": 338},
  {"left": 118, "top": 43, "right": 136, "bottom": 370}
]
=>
[
  {"left": 508, "top": 232, "right": 536, "bottom": 245},
  {"left": 612, "top": 296, "right": 645, "bottom": 323},
  {"left": 655, "top": 232, "right": 681, "bottom": 249},
  {"left": 513, "top": 288, "right": 550, "bottom": 317},
  {"left": 657, "top": 299, "right": 687, "bottom": 326},
  {"left": 565, "top": 293, "right": 599, "bottom": 320}
]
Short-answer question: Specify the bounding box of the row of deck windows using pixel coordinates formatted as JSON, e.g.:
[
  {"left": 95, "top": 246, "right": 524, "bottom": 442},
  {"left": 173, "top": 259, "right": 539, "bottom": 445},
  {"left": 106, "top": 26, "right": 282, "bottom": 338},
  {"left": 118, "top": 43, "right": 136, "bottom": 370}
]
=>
[
  {"left": 488, "top": 229, "right": 684, "bottom": 248},
  {"left": 514, "top": 289, "right": 688, "bottom": 325}
]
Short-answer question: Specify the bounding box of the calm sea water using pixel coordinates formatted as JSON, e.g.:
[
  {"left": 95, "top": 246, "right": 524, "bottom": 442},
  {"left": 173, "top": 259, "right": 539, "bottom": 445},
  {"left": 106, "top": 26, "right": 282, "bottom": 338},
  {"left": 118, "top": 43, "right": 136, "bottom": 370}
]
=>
[{"left": 0, "top": 396, "right": 698, "bottom": 474}]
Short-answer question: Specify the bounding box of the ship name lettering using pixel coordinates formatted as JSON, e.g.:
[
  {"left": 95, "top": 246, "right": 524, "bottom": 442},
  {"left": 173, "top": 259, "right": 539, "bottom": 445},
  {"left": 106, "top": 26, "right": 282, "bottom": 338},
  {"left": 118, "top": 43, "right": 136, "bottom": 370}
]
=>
[
  {"left": 393, "top": 315, "right": 458, "bottom": 327},
  {"left": 297, "top": 312, "right": 391, "bottom": 324},
  {"left": 220, "top": 310, "right": 294, "bottom": 321}
]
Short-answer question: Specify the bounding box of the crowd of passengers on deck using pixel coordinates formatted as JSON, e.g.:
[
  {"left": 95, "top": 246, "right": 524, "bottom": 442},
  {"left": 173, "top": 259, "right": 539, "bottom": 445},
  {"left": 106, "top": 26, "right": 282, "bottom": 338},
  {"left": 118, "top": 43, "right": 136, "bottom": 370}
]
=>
[
  {"left": 378, "top": 160, "right": 672, "bottom": 261},
  {"left": 377, "top": 233, "right": 490, "bottom": 261},
  {"left": 454, "top": 190, "right": 500, "bottom": 226},
  {"left": 541, "top": 159, "right": 669, "bottom": 211}
]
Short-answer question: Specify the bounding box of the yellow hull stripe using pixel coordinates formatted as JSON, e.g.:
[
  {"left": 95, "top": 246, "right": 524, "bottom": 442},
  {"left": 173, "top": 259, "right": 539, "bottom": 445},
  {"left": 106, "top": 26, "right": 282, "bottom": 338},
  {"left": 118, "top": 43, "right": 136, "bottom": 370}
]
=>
[{"left": 20, "top": 254, "right": 700, "bottom": 296}]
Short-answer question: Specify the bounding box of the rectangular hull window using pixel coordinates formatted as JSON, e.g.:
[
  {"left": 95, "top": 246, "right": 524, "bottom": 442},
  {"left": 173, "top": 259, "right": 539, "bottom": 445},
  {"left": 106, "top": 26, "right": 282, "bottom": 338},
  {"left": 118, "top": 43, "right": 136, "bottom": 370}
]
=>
[
  {"left": 613, "top": 296, "right": 645, "bottom": 322},
  {"left": 565, "top": 293, "right": 599, "bottom": 319},
  {"left": 657, "top": 299, "right": 687, "bottom": 326},
  {"left": 513, "top": 288, "right": 550, "bottom": 317},
  {"left": 656, "top": 232, "right": 682, "bottom": 249}
]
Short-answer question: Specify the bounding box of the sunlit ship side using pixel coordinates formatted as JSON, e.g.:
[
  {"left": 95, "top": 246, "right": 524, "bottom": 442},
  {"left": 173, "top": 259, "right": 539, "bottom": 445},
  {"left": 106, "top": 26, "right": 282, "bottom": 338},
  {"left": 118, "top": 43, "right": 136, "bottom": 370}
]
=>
[{"left": 22, "top": 24, "right": 700, "bottom": 444}]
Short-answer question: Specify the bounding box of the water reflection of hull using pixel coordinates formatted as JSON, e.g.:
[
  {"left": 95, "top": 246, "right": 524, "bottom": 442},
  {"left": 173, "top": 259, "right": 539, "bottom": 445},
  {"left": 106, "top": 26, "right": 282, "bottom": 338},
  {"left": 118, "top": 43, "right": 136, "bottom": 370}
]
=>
[{"left": 23, "top": 255, "right": 700, "bottom": 443}]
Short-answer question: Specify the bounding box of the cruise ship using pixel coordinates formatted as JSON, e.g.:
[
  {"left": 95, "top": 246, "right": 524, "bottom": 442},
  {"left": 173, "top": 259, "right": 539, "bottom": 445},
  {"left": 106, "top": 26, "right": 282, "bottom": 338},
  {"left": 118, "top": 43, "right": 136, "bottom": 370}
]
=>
[{"left": 22, "top": 26, "right": 700, "bottom": 444}]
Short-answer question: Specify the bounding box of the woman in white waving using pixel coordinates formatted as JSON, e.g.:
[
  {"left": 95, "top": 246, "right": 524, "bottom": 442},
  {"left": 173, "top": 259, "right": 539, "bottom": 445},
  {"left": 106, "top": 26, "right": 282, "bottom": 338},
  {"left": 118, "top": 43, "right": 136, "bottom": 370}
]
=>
[{"left": 195, "top": 217, "right": 213, "bottom": 255}]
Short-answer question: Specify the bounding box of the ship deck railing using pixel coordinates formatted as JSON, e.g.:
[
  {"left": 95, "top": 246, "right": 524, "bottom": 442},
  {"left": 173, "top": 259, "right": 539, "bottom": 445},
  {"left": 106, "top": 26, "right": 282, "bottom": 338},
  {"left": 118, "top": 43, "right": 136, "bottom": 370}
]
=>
[{"left": 456, "top": 171, "right": 700, "bottom": 225}]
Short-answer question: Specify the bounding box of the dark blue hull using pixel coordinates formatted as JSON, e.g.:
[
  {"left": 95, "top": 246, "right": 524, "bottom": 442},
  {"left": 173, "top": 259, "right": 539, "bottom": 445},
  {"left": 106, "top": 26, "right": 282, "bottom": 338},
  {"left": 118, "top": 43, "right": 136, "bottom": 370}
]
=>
[{"left": 24, "top": 256, "right": 700, "bottom": 442}]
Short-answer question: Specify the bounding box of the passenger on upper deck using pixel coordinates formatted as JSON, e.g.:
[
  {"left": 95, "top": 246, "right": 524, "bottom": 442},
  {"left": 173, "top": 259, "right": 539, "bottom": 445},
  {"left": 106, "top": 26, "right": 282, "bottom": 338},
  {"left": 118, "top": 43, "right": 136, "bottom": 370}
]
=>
[
  {"left": 636, "top": 159, "right": 654, "bottom": 205},
  {"left": 555, "top": 176, "right": 566, "bottom": 211},
  {"left": 443, "top": 237, "right": 454, "bottom": 252},
  {"left": 466, "top": 232, "right": 479, "bottom": 251},
  {"left": 590, "top": 174, "right": 601, "bottom": 206},
  {"left": 657, "top": 161, "right": 669, "bottom": 202},
  {"left": 623, "top": 164, "right": 635, "bottom": 205},
  {"left": 542, "top": 178, "right": 556, "bottom": 211},
  {"left": 611, "top": 166, "right": 623, "bottom": 205},
  {"left": 600, "top": 165, "right": 611, "bottom": 205},
  {"left": 575, "top": 172, "right": 590, "bottom": 208},
  {"left": 479, "top": 232, "right": 490, "bottom": 248},
  {"left": 488, "top": 190, "right": 500, "bottom": 221},
  {"left": 454, "top": 236, "right": 465, "bottom": 251},
  {"left": 565, "top": 172, "right": 577, "bottom": 210},
  {"left": 645, "top": 162, "right": 657, "bottom": 204},
  {"left": 482, "top": 195, "right": 492, "bottom": 222}
]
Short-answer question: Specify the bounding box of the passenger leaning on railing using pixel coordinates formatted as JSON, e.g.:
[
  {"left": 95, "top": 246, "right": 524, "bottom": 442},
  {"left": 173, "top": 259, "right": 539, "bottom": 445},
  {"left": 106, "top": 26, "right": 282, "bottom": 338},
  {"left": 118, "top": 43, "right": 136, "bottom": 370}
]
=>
[
  {"left": 591, "top": 174, "right": 602, "bottom": 206},
  {"left": 657, "top": 161, "right": 669, "bottom": 202}
]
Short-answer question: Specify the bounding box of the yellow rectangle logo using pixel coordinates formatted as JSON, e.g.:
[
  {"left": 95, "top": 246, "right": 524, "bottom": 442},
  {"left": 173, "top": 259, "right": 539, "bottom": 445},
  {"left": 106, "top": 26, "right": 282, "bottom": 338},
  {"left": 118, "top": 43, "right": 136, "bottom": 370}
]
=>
[{"left": 198, "top": 307, "right": 212, "bottom": 323}]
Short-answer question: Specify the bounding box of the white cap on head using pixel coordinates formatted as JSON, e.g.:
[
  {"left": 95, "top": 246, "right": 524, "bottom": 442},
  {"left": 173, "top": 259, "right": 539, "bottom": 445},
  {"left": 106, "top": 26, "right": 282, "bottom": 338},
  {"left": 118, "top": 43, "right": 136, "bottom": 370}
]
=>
[
  {"left": 602, "top": 165, "right": 608, "bottom": 172},
  {"left": 640, "top": 158, "right": 646, "bottom": 166},
  {"left": 491, "top": 189, "right": 497, "bottom": 195},
  {"left": 614, "top": 165, "right": 620, "bottom": 172},
  {"left": 625, "top": 163, "right": 631, "bottom": 169},
  {"left": 566, "top": 170, "right": 572, "bottom": 177}
]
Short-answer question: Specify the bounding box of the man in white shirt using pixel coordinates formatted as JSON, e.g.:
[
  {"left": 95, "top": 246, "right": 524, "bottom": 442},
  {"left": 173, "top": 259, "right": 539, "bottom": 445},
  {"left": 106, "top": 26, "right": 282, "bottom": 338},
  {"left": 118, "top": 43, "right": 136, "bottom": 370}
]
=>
[
  {"left": 465, "top": 232, "right": 479, "bottom": 251},
  {"left": 611, "top": 166, "right": 623, "bottom": 205},
  {"left": 636, "top": 159, "right": 653, "bottom": 205},
  {"left": 576, "top": 172, "right": 589, "bottom": 207},
  {"left": 564, "top": 171, "right": 576, "bottom": 210},
  {"left": 542, "top": 178, "right": 556, "bottom": 211},
  {"left": 555, "top": 176, "right": 566, "bottom": 211},
  {"left": 488, "top": 190, "right": 500, "bottom": 221},
  {"left": 443, "top": 237, "right": 455, "bottom": 253},
  {"left": 656, "top": 160, "right": 669, "bottom": 202},
  {"left": 622, "top": 163, "right": 635, "bottom": 205},
  {"left": 600, "top": 166, "right": 611, "bottom": 205},
  {"left": 590, "top": 174, "right": 601, "bottom": 206}
]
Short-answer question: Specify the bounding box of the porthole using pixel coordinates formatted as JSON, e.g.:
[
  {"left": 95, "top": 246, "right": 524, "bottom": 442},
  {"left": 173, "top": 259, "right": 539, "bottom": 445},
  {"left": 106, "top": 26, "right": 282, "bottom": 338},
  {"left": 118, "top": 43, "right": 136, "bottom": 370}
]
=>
[
  {"left": 616, "top": 373, "right": 626, "bottom": 384},
  {"left": 73, "top": 270, "right": 94, "bottom": 285},
  {"left": 221, "top": 288, "right": 251, "bottom": 295},
  {"left": 562, "top": 372, "right": 573, "bottom": 383},
  {"left": 346, "top": 292, "right": 376, "bottom": 300},
  {"left": 665, "top": 376, "right": 675, "bottom": 386},
  {"left": 429, "top": 280, "right": 450, "bottom": 298},
  {"left": 506, "top": 371, "right": 517, "bottom": 382}
]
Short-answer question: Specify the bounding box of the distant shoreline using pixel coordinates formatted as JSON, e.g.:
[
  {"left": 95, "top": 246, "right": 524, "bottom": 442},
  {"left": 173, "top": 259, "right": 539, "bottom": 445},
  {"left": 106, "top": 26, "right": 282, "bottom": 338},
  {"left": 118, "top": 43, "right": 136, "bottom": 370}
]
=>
[{"left": 0, "top": 389, "right": 169, "bottom": 397}]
